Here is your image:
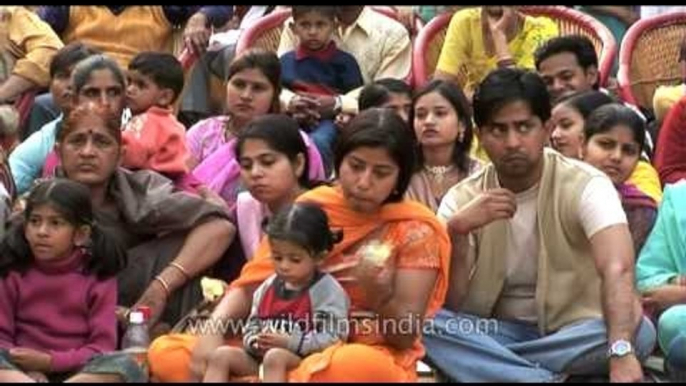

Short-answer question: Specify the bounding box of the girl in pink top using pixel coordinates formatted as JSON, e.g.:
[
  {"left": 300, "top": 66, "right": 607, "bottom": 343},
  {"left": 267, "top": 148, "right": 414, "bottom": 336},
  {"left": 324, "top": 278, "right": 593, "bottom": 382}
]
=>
[{"left": 0, "top": 179, "right": 145, "bottom": 382}]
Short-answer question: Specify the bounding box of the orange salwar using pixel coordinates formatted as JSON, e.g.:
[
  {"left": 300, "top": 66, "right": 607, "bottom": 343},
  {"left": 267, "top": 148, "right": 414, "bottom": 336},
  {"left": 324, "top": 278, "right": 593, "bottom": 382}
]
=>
[{"left": 148, "top": 186, "right": 451, "bottom": 382}]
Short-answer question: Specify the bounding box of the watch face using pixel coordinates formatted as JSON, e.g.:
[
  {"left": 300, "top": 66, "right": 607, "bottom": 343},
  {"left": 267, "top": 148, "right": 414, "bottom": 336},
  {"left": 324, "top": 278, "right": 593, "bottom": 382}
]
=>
[{"left": 612, "top": 340, "right": 631, "bottom": 355}]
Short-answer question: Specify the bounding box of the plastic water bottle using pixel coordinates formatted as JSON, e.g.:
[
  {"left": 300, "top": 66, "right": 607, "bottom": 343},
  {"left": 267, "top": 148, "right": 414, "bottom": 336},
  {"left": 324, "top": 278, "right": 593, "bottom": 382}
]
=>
[{"left": 121, "top": 308, "right": 150, "bottom": 370}]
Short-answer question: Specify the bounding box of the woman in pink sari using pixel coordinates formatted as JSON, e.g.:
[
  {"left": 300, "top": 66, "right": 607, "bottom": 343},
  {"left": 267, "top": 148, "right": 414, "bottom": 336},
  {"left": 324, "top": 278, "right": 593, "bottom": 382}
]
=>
[{"left": 189, "top": 49, "right": 324, "bottom": 209}]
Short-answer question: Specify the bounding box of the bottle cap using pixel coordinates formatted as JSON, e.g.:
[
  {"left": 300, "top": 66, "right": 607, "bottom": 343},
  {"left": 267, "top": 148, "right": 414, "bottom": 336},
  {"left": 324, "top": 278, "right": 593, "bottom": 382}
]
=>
[
  {"left": 137, "top": 306, "right": 151, "bottom": 321},
  {"left": 129, "top": 310, "right": 144, "bottom": 324}
]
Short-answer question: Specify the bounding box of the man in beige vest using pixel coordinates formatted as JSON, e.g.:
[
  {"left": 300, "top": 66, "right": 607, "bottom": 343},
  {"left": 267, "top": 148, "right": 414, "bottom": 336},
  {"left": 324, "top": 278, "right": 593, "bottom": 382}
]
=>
[{"left": 423, "top": 67, "right": 656, "bottom": 382}]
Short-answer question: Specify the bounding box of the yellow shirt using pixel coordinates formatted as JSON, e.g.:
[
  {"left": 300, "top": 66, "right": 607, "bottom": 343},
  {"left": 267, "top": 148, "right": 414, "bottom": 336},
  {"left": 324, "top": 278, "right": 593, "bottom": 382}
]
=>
[
  {"left": 62, "top": 6, "right": 173, "bottom": 69},
  {"left": 628, "top": 160, "right": 663, "bottom": 204},
  {"left": 0, "top": 6, "right": 63, "bottom": 87},
  {"left": 652, "top": 83, "right": 685, "bottom": 123},
  {"left": 436, "top": 8, "right": 558, "bottom": 94},
  {"left": 278, "top": 7, "right": 412, "bottom": 114}
]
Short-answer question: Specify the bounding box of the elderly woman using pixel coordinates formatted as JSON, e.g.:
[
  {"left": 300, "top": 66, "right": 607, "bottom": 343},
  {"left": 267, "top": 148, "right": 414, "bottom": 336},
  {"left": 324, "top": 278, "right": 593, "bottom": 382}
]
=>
[
  {"left": 147, "top": 108, "right": 451, "bottom": 382},
  {"left": 10, "top": 51, "right": 113, "bottom": 195},
  {"left": 52, "top": 99, "right": 236, "bottom": 328}
]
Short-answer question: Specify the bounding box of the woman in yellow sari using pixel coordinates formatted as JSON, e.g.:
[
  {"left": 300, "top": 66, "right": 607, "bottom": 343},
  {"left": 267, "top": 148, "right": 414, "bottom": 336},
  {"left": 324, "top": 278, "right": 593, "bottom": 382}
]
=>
[{"left": 147, "top": 108, "right": 451, "bottom": 382}]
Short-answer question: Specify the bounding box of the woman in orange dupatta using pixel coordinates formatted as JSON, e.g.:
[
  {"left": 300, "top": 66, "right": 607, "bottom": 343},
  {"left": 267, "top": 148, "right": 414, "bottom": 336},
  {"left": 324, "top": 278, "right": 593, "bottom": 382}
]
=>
[{"left": 147, "top": 108, "right": 451, "bottom": 382}]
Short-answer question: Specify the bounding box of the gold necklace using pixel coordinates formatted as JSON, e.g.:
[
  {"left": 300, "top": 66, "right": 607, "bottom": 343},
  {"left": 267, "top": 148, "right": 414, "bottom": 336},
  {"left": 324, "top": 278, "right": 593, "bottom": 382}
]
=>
[
  {"left": 424, "top": 164, "right": 455, "bottom": 185},
  {"left": 223, "top": 116, "right": 241, "bottom": 140}
]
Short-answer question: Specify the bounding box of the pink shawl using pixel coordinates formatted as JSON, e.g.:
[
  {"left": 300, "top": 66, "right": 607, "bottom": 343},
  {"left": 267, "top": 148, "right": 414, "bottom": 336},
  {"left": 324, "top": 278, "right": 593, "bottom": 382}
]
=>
[
  {"left": 618, "top": 182, "right": 658, "bottom": 210},
  {"left": 192, "top": 130, "right": 325, "bottom": 205}
]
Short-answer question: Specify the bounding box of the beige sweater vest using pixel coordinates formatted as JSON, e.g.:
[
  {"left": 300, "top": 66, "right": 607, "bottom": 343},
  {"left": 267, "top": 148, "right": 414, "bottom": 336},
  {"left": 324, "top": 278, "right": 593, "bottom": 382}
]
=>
[{"left": 450, "top": 149, "right": 604, "bottom": 334}]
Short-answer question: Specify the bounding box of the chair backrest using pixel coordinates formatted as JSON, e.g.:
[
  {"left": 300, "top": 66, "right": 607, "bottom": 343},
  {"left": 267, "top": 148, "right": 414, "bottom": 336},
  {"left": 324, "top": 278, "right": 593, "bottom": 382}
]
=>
[
  {"left": 370, "top": 6, "right": 397, "bottom": 20},
  {"left": 412, "top": 6, "right": 617, "bottom": 88},
  {"left": 235, "top": 9, "right": 291, "bottom": 55},
  {"left": 618, "top": 12, "right": 686, "bottom": 111},
  {"left": 412, "top": 13, "right": 452, "bottom": 89}
]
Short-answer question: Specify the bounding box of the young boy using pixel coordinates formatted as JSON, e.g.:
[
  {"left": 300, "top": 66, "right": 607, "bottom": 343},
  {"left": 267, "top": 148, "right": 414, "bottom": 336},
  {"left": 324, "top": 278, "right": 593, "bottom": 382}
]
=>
[
  {"left": 279, "top": 6, "right": 364, "bottom": 173},
  {"left": 122, "top": 52, "right": 191, "bottom": 182}
]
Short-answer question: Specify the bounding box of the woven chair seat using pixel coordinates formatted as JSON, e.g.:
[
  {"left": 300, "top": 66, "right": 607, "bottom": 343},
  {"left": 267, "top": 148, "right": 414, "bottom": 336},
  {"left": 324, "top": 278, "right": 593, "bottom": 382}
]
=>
[{"left": 618, "top": 13, "right": 686, "bottom": 111}]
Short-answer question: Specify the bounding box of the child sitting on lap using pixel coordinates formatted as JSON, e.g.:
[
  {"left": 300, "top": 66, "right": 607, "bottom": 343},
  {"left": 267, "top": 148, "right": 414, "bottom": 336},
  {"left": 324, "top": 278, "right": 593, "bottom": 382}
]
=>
[{"left": 203, "top": 202, "right": 350, "bottom": 382}]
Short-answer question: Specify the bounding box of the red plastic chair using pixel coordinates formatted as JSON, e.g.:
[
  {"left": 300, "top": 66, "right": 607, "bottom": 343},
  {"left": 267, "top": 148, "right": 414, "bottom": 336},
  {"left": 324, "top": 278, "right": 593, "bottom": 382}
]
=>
[
  {"left": 370, "top": 6, "right": 397, "bottom": 20},
  {"left": 412, "top": 6, "right": 617, "bottom": 88},
  {"left": 235, "top": 9, "right": 291, "bottom": 55},
  {"left": 617, "top": 12, "right": 686, "bottom": 111}
]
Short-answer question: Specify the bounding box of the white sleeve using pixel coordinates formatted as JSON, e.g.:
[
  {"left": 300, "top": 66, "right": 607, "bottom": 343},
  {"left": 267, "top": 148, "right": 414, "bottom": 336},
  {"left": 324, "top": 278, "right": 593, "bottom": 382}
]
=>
[
  {"left": 578, "top": 176, "right": 628, "bottom": 238},
  {"left": 437, "top": 187, "right": 460, "bottom": 224}
]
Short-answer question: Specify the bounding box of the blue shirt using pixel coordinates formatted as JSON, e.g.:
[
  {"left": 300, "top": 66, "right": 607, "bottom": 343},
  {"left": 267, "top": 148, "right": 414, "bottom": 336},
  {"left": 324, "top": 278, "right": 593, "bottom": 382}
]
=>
[
  {"left": 280, "top": 41, "right": 364, "bottom": 96},
  {"left": 9, "top": 116, "right": 61, "bottom": 195}
]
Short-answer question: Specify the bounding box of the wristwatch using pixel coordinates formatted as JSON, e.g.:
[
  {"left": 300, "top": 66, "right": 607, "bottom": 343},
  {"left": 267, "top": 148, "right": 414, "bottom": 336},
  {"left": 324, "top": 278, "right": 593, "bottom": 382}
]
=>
[
  {"left": 607, "top": 339, "right": 634, "bottom": 358},
  {"left": 333, "top": 95, "right": 343, "bottom": 114}
]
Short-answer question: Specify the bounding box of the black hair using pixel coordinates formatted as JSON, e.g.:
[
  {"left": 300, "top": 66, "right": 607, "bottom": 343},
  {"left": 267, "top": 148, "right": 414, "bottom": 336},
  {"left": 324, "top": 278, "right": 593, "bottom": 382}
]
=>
[
  {"left": 227, "top": 49, "right": 281, "bottom": 113},
  {"left": 235, "top": 114, "right": 316, "bottom": 188},
  {"left": 358, "top": 78, "right": 412, "bottom": 111},
  {"left": 0, "top": 179, "right": 127, "bottom": 279},
  {"left": 534, "top": 35, "right": 599, "bottom": 89},
  {"left": 265, "top": 202, "right": 342, "bottom": 259},
  {"left": 411, "top": 79, "right": 473, "bottom": 174},
  {"left": 49, "top": 42, "right": 102, "bottom": 79},
  {"left": 128, "top": 52, "right": 185, "bottom": 103},
  {"left": 555, "top": 90, "right": 616, "bottom": 120},
  {"left": 291, "top": 6, "right": 337, "bottom": 21},
  {"left": 473, "top": 67, "right": 551, "bottom": 127},
  {"left": 334, "top": 108, "right": 417, "bottom": 202},
  {"left": 583, "top": 103, "right": 646, "bottom": 151},
  {"left": 71, "top": 54, "right": 126, "bottom": 95}
]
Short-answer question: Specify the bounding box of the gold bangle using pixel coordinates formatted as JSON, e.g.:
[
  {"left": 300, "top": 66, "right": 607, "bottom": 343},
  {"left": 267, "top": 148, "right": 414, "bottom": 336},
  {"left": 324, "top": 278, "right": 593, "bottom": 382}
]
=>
[
  {"left": 169, "top": 262, "right": 191, "bottom": 280},
  {"left": 154, "top": 275, "right": 171, "bottom": 297}
]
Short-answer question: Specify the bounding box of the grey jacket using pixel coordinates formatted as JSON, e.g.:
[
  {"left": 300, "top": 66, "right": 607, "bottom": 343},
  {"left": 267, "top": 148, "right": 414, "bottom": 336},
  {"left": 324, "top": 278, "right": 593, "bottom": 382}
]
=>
[{"left": 243, "top": 272, "right": 350, "bottom": 357}]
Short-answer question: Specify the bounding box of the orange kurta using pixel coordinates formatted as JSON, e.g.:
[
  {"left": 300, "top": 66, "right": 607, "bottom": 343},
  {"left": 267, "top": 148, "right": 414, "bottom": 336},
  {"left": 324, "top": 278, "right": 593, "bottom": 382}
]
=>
[{"left": 148, "top": 185, "right": 451, "bottom": 382}]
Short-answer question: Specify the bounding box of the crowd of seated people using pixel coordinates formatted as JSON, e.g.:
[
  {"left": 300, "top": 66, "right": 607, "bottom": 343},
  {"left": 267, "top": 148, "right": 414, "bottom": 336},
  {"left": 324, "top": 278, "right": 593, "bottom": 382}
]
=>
[{"left": 0, "top": 5, "right": 686, "bottom": 383}]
